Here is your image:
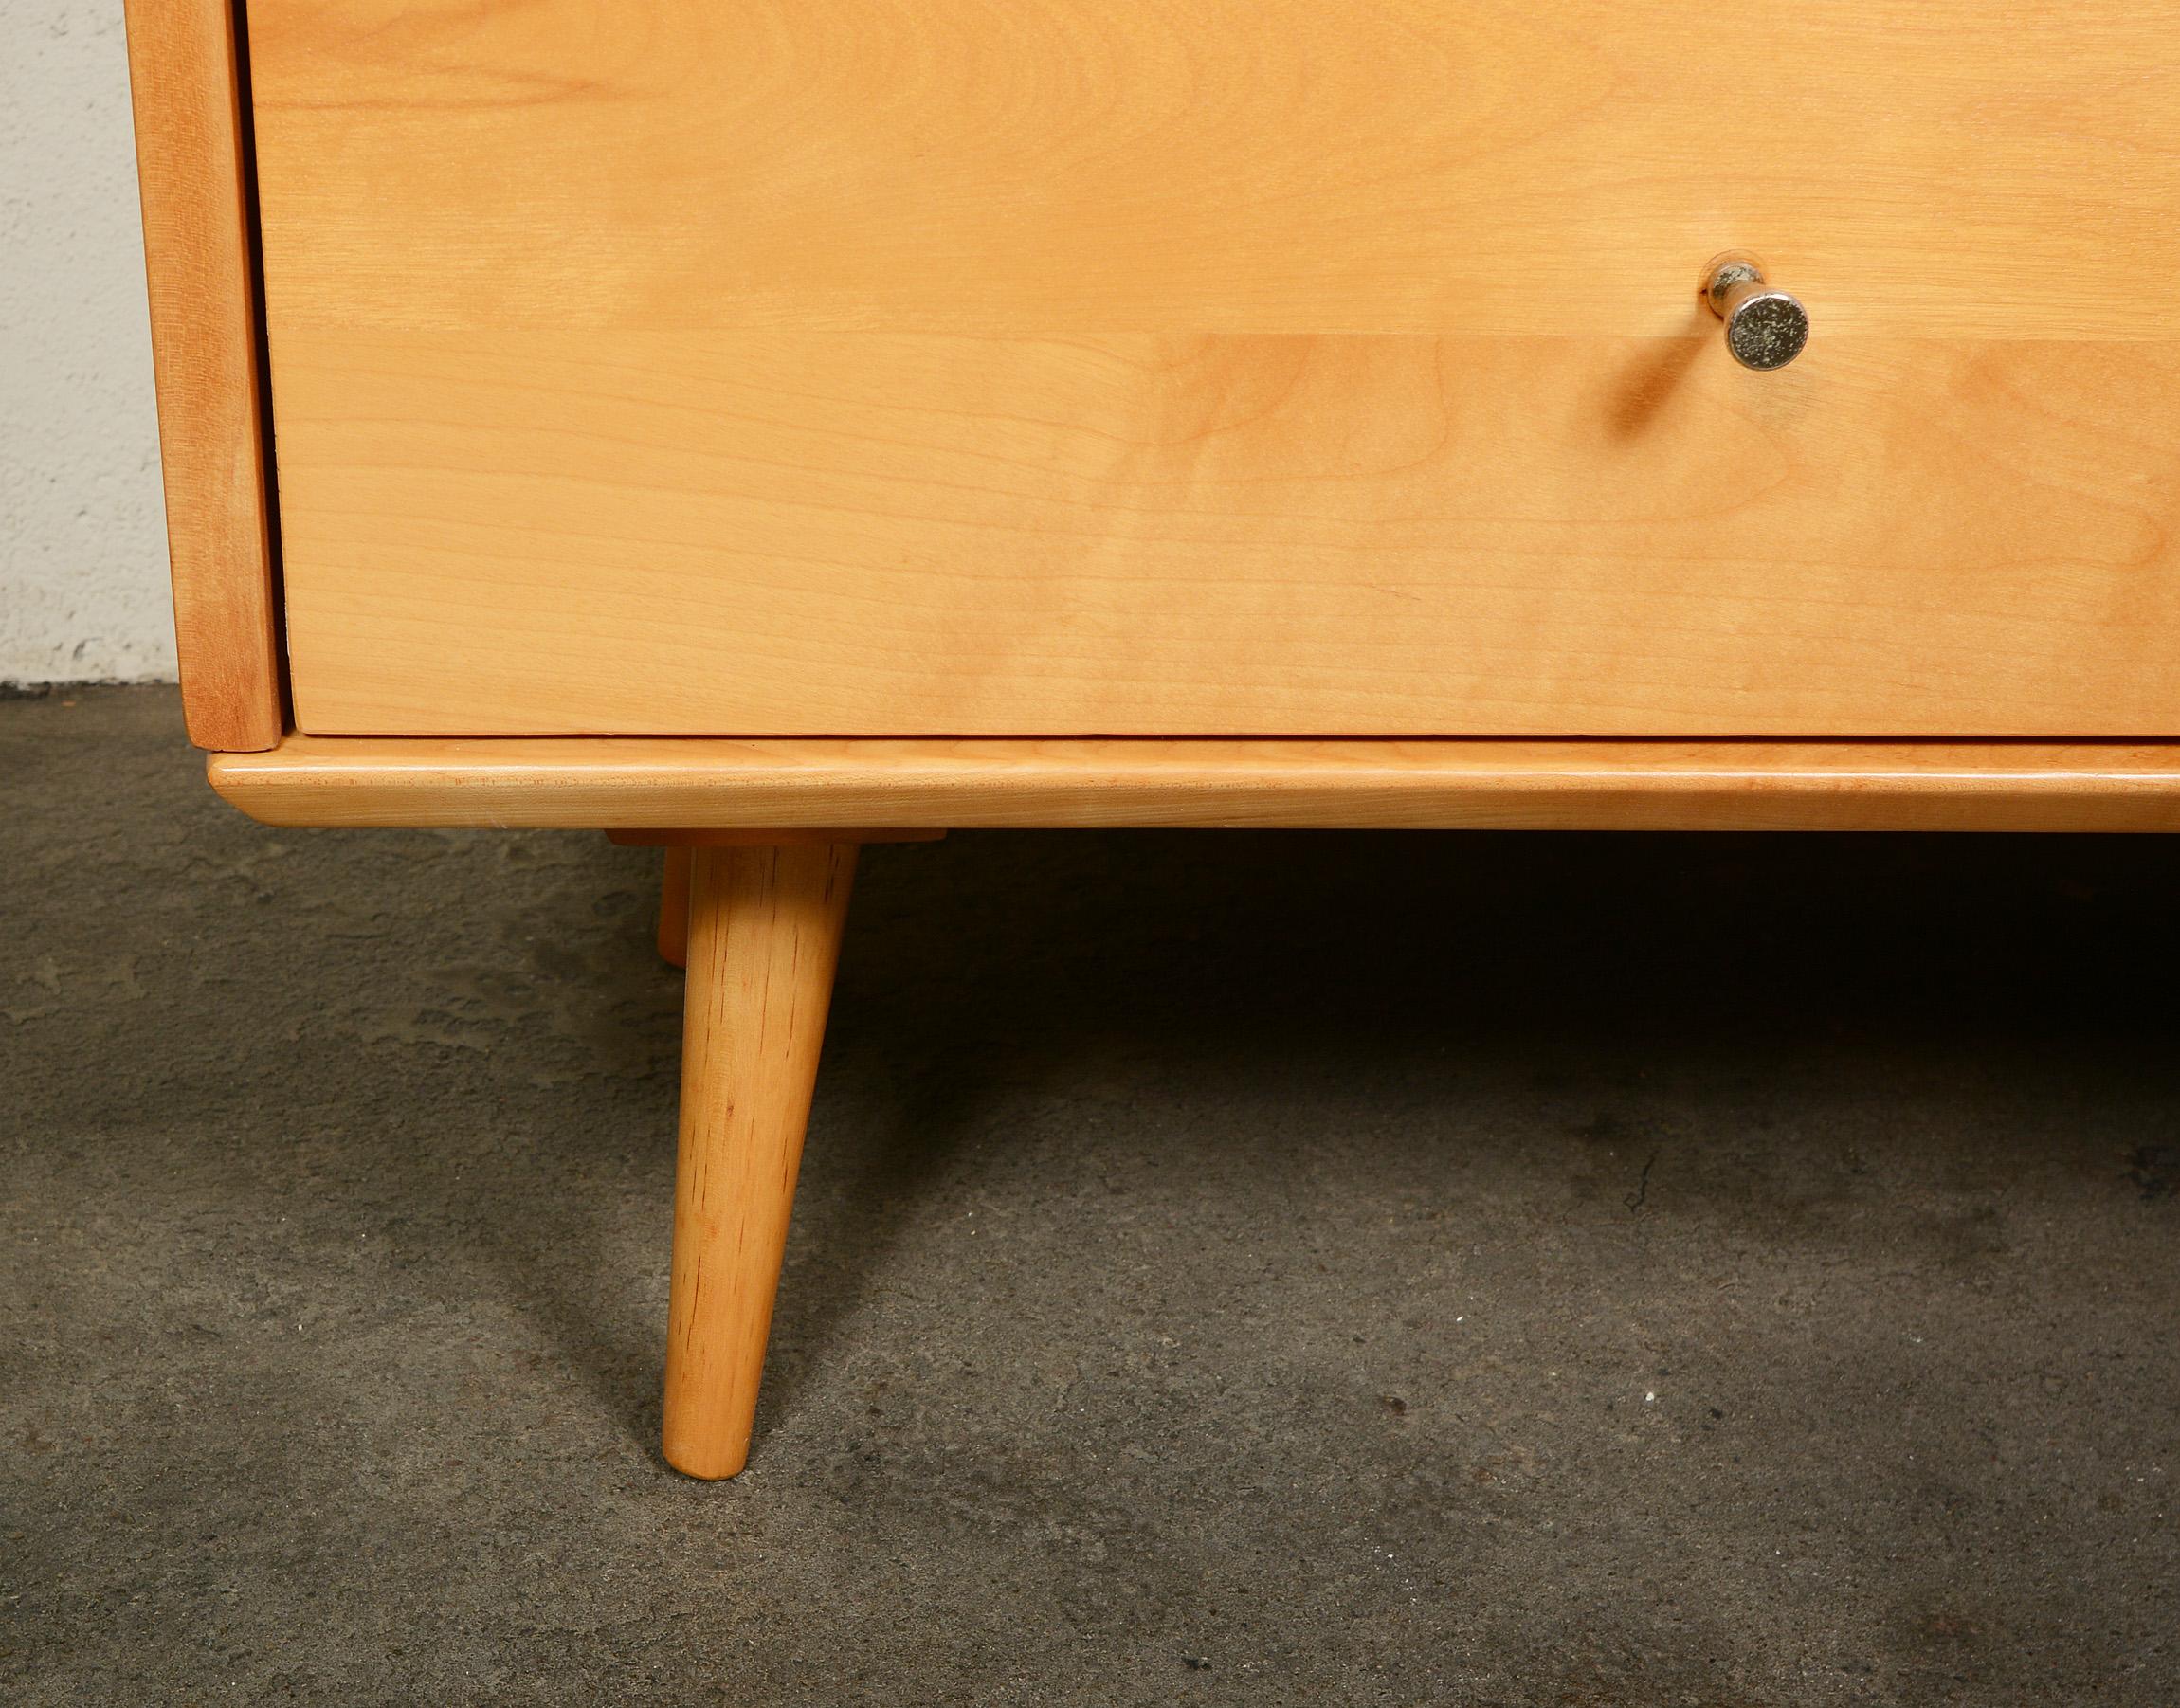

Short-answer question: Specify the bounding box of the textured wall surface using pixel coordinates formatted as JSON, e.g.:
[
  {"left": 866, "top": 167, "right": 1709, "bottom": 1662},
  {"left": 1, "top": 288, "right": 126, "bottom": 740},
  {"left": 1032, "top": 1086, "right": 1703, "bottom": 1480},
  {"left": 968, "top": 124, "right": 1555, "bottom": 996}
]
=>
[{"left": 1, "top": 3, "right": 175, "bottom": 684}]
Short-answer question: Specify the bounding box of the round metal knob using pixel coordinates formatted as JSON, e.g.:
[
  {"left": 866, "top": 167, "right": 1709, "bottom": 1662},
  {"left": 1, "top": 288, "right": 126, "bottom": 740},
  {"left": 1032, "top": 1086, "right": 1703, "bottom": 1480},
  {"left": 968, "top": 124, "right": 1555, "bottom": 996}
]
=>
[{"left": 1701, "top": 252, "right": 1808, "bottom": 371}]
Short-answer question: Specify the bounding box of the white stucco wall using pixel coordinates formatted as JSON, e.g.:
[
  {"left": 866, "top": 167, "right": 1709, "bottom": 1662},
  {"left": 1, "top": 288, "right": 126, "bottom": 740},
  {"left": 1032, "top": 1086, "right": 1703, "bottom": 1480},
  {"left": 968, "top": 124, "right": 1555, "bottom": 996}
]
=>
[{"left": 1, "top": 2, "right": 175, "bottom": 684}]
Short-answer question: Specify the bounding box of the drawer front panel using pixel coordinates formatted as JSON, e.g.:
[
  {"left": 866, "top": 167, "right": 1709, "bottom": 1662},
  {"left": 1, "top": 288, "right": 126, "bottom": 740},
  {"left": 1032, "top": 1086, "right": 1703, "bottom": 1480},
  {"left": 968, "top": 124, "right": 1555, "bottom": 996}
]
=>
[{"left": 248, "top": 1, "right": 2180, "bottom": 736}]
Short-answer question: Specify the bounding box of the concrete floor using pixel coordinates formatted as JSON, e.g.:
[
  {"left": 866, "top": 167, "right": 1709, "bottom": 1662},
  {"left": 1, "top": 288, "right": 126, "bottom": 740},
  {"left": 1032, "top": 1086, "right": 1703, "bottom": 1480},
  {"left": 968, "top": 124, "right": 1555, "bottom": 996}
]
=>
[{"left": 3, "top": 686, "right": 2176, "bottom": 1704}]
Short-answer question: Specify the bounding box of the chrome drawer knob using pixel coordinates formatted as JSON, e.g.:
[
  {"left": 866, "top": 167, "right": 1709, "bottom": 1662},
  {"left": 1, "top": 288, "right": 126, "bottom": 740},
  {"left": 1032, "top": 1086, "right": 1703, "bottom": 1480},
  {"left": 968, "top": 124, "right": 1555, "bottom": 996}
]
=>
[{"left": 1701, "top": 252, "right": 1809, "bottom": 371}]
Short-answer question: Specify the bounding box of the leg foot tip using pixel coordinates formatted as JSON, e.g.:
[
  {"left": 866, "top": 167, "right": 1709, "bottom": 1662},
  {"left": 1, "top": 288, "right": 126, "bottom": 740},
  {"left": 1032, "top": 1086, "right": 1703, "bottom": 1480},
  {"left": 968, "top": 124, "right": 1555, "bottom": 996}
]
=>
[{"left": 663, "top": 1436, "right": 750, "bottom": 1481}]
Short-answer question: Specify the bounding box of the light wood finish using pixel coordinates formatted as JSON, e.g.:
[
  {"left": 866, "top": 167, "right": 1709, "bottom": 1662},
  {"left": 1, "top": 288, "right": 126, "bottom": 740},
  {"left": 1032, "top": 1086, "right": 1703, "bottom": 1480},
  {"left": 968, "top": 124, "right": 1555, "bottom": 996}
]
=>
[
  {"left": 209, "top": 736, "right": 2180, "bottom": 834},
  {"left": 242, "top": 1, "right": 2180, "bottom": 740},
  {"left": 246, "top": 0, "right": 2180, "bottom": 341},
  {"left": 608, "top": 829, "right": 946, "bottom": 847},
  {"left": 123, "top": 0, "right": 282, "bottom": 752},
  {"left": 657, "top": 847, "right": 689, "bottom": 971},
  {"left": 265, "top": 332, "right": 2180, "bottom": 738},
  {"left": 663, "top": 843, "right": 858, "bottom": 1480},
  {"left": 641, "top": 832, "right": 936, "bottom": 969}
]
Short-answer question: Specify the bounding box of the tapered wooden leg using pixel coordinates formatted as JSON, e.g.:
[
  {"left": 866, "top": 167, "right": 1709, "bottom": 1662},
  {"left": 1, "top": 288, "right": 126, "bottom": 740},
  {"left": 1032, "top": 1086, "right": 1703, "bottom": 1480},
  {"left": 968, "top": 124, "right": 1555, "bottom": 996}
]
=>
[
  {"left": 662, "top": 842, "right": 858, "bottom": 1479},
  {"left": 657, "top": 846, "right": 690, "bottom": 969}
]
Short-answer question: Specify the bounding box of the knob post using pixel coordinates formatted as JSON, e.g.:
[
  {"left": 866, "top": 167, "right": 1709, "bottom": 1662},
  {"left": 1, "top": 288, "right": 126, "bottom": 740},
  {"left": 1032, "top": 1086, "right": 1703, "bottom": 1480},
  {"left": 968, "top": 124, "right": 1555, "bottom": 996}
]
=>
[{"left": 1700, "top": 252, "right": 1809, "bottom": 371}]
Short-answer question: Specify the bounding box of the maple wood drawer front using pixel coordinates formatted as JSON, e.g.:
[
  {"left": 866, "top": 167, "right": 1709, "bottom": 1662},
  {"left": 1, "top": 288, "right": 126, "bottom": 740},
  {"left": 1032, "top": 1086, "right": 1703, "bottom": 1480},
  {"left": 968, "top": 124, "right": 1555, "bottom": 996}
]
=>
[{"left": 247, "top": 1, "right": 2180, "bottom": 737}]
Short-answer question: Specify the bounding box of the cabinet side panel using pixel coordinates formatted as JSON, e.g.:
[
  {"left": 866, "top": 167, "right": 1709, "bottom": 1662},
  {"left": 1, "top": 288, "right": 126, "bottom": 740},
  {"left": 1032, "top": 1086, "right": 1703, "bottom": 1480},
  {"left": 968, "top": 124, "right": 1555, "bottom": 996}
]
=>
[{"left": 123, "top": 0, "right": 282, "bottom": 751}]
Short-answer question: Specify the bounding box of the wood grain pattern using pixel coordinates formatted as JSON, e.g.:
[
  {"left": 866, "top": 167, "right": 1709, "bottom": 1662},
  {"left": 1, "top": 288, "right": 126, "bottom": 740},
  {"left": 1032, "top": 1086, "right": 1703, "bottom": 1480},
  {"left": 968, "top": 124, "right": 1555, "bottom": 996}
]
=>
[
  {"left": 246, "top": 0, "right": 2180, "bottom": 340},
  {"left": 209, "top": 736, "right": 2180, "bottom": 834},
  {"left": 267, "top": 331, "right": 2180, "bottom": 737},
  {"left": 124, "top": 0, "right": 282, "bottom": 752},
  {"left": 662, "top": 843, "right": 857, "bottom": 1480},
  {"left": 244, "top": 0, "right": 2180, "bottom": 737}
]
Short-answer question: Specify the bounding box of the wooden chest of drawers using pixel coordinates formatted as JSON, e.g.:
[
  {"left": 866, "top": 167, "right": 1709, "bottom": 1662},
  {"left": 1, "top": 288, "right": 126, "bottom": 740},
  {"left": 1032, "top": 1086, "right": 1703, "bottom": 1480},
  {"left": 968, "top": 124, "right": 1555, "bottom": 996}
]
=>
[{"left": 127, "top": 0, "right": 2180, "bottom": 1475}]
